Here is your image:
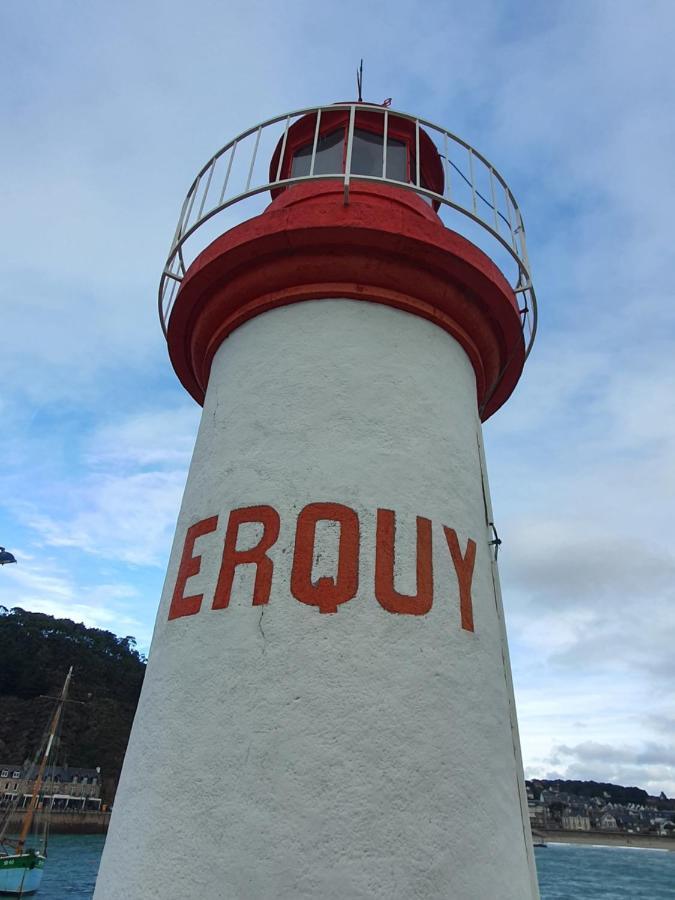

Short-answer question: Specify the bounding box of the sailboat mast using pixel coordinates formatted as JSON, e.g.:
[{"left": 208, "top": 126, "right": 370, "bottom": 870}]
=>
[{"left": 15, "top": 667, "right": 73, "bottom": 854}]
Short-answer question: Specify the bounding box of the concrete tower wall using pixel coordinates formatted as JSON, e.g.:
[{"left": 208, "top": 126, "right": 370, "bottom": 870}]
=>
[{"left": 95, "top": 299, "right": 538, "bottom": 899}]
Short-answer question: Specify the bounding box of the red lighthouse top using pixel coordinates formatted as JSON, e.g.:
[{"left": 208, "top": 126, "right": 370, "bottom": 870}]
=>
[{"left": 159, "top": 103, "right": 537, "bottom": 420}]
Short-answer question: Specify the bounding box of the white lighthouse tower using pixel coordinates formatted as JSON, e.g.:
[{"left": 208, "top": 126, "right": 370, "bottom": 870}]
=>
[{"left": 95, "top": 101, "right": 539, "bottom": 899}]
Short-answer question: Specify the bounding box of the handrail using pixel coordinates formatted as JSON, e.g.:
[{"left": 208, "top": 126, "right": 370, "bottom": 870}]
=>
[{"left": 158, "top": 104, "right": 537, "bottom": 363}]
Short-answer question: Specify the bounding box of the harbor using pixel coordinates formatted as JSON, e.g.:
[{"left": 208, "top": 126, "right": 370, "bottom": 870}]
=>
[{"left": 9, "top": 835, "right": 675, "bottom": 900}]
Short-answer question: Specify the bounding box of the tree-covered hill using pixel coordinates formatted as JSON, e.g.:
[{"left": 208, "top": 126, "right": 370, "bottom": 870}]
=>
[
  {"left": 0, "top": 606, "right": 146, "bottom": 801},
  {"left": 528, "top": 778, "right": 673, "bottom": 807}
]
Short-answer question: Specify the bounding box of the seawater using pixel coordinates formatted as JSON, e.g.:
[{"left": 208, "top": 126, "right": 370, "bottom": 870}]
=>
[
  {"left": 32, "top": 833, "right": 675, "bottom": 898},
  {"left": 35, "top": 834, "right": 104, "bottom": 898},
  {"left": 535, "top": 842, "right": 675, "bottom": 899}
]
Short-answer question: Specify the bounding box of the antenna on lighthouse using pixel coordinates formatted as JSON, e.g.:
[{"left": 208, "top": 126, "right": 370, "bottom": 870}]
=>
[{"left": 356, "top": 58, "right": 364, "bottom": 102}]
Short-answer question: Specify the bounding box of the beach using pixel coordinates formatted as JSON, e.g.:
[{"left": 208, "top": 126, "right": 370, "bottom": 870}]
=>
[{"left": 535, "top": 829, "right": 675, "bottom": 852}]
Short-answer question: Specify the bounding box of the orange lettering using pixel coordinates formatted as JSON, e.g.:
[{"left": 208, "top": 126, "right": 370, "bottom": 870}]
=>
[
  {"left": 290, "top": 502, "right": 359, "bottom": 614},
  {"left": 444, "top": 527, "right": 476, "bottom": 631},
  {"left": 168, "top": 516, "right": 219, "bottom": 621},
  {"left": 375, "top": 509, "right": 433, "bottom": 615},
  {"left": 213, "top": 506, "right": 280, "bottom": 609}
]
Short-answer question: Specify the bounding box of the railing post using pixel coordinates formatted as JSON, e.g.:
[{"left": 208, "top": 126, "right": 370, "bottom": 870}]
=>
[
  {"left": 218, "top": 141, "right": 238, "bottom": 205},
  {"left": 181, "top": 179, "right": 199, "bottom": 237},
  {"left": 197, "top": 159, "right": 216, "bottom": 221},
  {"left": 245, "top": 126, "right": 263, "bottom": 193},
  {"left": 489, "top": 167, "right": 499, "bottom": 234},
  {"left": 309, "top": 109, "right": 322, "bottom": 177},
  {"left": 504, "top": 186, "right": 518, "bottom": 253},
  {"left": 275, "top": 116, "right": 291, "bottom": 183},
  {"left": 443, "top": 132, "right": 451, "bottom": 200},
  {"left": 468, "top": 147, "right": 477, "bottom": 216},
  {"left": 344, "top": 104, "right": 356, "bottom": 205},
  {"left": 415, "top": 120, "right": 421, "bottom": 186},
  {"left": 382, "top": 108, "right": 388, "bottom": 179}
]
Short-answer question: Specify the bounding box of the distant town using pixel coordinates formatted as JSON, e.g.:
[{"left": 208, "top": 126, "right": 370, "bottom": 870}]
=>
[
  {"left": 527, "top": 779, "right": 675, "bottom": 838},
  {"left": 4, "top": 764, "right": 675, "bottom": 842},
  {"left": 3, "top": 609, "right": 675, "bottom": 843},
  {"left": 0, "top": 765, "right": 103, "bottom": 812}
]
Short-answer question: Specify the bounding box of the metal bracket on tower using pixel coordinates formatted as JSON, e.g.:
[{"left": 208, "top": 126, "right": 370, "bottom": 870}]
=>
[{"left": 488, "top": 522, "right": 502, "bottom": 560}]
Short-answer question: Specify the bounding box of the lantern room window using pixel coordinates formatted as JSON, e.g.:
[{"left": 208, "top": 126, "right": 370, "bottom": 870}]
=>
[
  {"left": 351, "top": 129, "right": 407, "bottom": 181},
  {"left": 289, "top": 127, "right": 415, "bottom": 185},
  {"left": 270, "top": 110, "right": 445, "bottom": 215},
  {"left": 291, "top": 129, "right": 344, "bottom": 178}
]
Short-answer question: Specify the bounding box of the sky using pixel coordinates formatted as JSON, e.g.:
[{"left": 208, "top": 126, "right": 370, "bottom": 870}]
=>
[{"left": 1, "top": 0, "right": 674, "bottom": 796}]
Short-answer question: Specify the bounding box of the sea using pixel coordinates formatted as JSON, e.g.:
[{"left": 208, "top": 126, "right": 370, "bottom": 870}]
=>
[{"left": 31, "top": 834, "right": 675, "bottom": 898}]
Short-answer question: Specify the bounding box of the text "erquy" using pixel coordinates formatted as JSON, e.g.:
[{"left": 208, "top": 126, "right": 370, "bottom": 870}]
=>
[{"left": 168, "top": 503, "right": 477, "bottom": 630}]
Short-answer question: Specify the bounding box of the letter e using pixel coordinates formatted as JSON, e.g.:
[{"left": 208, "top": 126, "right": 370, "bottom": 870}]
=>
[{"left": 168, "top": 516, "right": 219, "bottom": 621}]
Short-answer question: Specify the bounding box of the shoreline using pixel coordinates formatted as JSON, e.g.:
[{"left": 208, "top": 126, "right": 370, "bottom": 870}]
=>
[{"left": 534, "top": 829, "right": 675, "bottom": 852}]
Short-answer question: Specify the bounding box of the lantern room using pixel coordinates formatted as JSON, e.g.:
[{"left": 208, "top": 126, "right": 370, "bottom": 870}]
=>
[
  {"left": 269, "top": 104, "right": 445, "bottom": 207},
  {"left": 158, "top": 101, "right": 537, "bottom": 421}
]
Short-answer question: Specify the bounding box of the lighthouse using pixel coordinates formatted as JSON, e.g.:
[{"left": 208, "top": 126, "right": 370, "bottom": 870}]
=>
[{"left": 95, "top": 102, "right": 539, "bottom": 898}]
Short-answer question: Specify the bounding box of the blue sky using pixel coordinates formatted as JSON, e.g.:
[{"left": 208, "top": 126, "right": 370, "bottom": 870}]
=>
[{"left": 2, "top": 0, "right": 675, "bottom": 794}]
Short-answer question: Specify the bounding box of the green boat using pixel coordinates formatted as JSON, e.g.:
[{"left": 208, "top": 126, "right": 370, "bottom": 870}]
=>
[
  {"left": 0, "top": 851, "right": 46, "bottom": 896},
  {"left": 0, "top": 668, "right": 72, "bottom": 896}
]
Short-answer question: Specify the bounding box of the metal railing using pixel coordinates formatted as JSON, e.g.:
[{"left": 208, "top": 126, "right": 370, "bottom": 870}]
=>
[{"left": 159, "top": 104, "right": 537, "bottom": 361}]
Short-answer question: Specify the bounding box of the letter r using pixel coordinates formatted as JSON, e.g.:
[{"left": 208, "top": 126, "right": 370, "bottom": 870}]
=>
[{"left": 213, "top": 506, "right": 280, "bottom": 609}]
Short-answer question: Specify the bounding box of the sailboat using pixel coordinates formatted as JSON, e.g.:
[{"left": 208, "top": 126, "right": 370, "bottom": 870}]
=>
[{"left": 0, "top": 667, "right": 73, "bottom": 896}]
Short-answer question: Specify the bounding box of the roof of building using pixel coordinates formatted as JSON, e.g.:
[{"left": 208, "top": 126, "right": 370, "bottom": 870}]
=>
[{"left": 0, "top": 764, "right": 100, "bottom": 778}]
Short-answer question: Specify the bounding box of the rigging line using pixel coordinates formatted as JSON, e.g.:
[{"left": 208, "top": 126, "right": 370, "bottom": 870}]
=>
[
  {"left": 41, "top": 706, "right": 66, "bottom": 854},
  {"left": 0, "top": 754, "right": 41, "bottom": 849},
  {"left": 440, "top": 155, "right": 514, "bottom": 233}
]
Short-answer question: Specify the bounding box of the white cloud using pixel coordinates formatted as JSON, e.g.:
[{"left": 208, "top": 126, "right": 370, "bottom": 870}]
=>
[
  {"left": 554, "top": 741, "right": 675, "bottom": 769},
  {"left": 0, "top": 553, "right": 149, "bottom": 645},
  {"left": 528, "top": 741, "right": 675, "bottom": 797},
  {"left": 18, "top": 406, "right": 198, "bottom": 567},
  {"left": 2, "top": 0, "right": 675, "bottom": 794},
  {"left": 26, "top": 470, "right": 185, "bottom": 567},
  {"left": 85, "top": 407, "right": 199, "bottom": 470}
]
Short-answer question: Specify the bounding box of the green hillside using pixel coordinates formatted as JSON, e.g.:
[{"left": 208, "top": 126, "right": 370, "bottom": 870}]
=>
[{"left": 0, "top": 606, "right": 146, "bottom": 801}]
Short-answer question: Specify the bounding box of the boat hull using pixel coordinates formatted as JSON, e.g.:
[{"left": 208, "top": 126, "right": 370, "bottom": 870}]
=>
[{"left": 0, "top": 854, "right": 45, "bottom": 896}]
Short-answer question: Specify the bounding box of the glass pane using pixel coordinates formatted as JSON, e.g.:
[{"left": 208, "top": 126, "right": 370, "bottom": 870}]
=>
[
  {"left": 351, "top": 128, "right": 383, "bottom": 176},
  {"left": 385, "top": 138, "right": 407, "bottom": 182},
  {"left": 291, "top": 129, "right": 344, "bottom": 177},
  {"left": 351, "top": 129, "right": 408, "bottom": 181}
]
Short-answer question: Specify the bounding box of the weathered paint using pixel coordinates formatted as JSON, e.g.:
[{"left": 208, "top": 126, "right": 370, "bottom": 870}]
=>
[
  {"left": 94, "top": 300, "right": 539, "bottom": 899},
  {"left": 167, "top": 504, "right": 475, "bottom": 621}
]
